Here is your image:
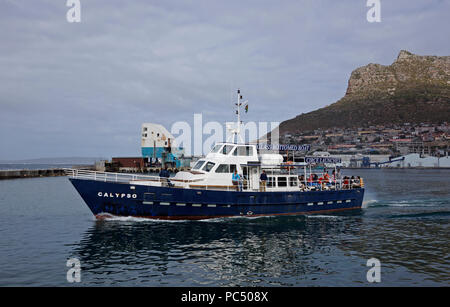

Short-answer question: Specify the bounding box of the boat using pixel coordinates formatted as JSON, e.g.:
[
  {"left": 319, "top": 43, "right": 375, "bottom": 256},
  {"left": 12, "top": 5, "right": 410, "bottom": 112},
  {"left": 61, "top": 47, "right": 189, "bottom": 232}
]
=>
[{"left": 66, "top": 90, "right": 365, "bottom": 220}]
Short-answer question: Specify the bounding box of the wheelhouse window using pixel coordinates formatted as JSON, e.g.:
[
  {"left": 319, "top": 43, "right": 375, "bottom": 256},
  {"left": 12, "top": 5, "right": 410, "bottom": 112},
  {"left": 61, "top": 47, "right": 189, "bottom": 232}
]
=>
[
  {"left": 203, "top": 162, "right": 216, "bottom": 172},
  {"left": 210, "top": 144, "right": 223, "bottom": 153},
  {"left": 277, "top": 177, "right": 287, "bottom": 187},
  {"left": 267, "top": 176, "right": 275, "bottom": 187},
  {"left": 222, "top": 145, "right": 235, "bottom": 155},
  {"left": 215, "top": 164, "right": 230, "bottom": 173},
  {"left": 233, "top": 146, "right": 253, "bottom": 156},
  {"left": 192, "top": 160, "right": 205, "bottom": 170},
  {"left": 215, "top": 164, "right": 237, "bottom": 173}
]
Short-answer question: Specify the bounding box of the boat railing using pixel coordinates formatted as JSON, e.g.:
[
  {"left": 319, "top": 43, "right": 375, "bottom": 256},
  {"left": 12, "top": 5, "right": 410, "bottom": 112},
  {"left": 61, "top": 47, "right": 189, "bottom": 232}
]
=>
[
  {"left": 301, "top": 178, "right": 364, "bottom": 190},
  {"left": 64, "top": 168, "right": 364, "bottom": 191},
  {"left": 63, "top": 168, "right": 163, "bottom": 183}
]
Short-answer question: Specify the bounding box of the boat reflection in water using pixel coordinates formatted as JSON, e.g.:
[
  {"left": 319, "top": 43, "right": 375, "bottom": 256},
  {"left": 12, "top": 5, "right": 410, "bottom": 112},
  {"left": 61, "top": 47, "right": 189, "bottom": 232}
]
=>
[
  {"left": 67, "top": 201, "right": 449, "bottom": 286},
  {"left": 69, "top": 212, "right": 365, "bottom": 286}
]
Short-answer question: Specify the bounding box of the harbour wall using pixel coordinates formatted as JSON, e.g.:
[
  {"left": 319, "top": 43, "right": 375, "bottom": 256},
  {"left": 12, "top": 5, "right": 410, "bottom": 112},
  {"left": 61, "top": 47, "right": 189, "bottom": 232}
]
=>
[{"left": 0, "top": 169, "right": 66, "bottom": 180}]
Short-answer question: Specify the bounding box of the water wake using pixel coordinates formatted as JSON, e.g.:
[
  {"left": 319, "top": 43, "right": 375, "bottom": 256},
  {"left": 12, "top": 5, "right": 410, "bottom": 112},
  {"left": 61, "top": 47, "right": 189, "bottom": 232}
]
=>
[
  {"left": 364, "top": 198, "right": 449, "bottom": 208},
  {"left": 94, "top": 213, "right": 186, "bottom": 223}
]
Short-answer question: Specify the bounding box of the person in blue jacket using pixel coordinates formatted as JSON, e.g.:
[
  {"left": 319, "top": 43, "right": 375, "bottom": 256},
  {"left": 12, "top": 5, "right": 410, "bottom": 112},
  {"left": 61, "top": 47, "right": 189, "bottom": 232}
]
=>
[{"left": 232, "top": 170, "right": 242, "bottom": 191}]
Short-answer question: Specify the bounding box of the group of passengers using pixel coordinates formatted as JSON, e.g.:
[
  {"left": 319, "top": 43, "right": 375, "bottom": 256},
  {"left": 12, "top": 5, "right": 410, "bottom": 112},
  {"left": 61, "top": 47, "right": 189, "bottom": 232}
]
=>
[
  {"left": 298, "top": 170, "right": 362, "bottom": 190},
  {"left": 342, "top": 176, "right": 363, "bottom": 189},
  {"left": 233, "top": 168, "right": 363, "bottom": 192}
]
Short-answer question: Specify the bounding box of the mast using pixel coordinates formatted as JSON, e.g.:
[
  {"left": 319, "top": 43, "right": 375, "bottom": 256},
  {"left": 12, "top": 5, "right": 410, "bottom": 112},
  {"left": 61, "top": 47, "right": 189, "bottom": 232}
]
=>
[
  {"left": 228, "top": 89, "right": 247, "bottom": 144},
  {"left": 236, "top": 89, "right": 242, "bottom": 143}
]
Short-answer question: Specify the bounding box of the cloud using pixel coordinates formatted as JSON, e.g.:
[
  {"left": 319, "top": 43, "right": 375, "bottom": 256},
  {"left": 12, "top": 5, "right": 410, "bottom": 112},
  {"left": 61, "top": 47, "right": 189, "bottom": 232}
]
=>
[{"left": 0, "top": 0, "right": 449, "bottom": 159}]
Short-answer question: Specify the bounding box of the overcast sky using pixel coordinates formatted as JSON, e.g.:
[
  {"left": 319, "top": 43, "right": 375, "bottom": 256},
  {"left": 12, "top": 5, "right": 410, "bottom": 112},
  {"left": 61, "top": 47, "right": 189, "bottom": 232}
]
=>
[{"left": 0, "top": 0, "right": 449, "bottom": 160}]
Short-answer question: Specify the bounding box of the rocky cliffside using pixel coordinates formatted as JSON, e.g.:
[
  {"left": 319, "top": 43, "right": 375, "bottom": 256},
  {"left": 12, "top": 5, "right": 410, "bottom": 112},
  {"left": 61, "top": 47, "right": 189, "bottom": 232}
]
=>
[{"left": 280, "top": 50, "right": 450, "bottom": 133}]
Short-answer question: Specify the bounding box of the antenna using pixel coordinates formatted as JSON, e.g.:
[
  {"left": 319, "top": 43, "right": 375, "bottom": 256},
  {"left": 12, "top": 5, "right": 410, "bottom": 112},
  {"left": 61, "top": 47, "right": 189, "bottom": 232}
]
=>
[{"left": 226, "top": 88, "right": 247, "bottom": 144}]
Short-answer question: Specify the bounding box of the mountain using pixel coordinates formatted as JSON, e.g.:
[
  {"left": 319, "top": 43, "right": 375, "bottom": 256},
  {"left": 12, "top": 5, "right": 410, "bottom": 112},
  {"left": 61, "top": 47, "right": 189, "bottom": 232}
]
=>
[{"left": 279, "top": 50, "right": 450, "bottom": 134}]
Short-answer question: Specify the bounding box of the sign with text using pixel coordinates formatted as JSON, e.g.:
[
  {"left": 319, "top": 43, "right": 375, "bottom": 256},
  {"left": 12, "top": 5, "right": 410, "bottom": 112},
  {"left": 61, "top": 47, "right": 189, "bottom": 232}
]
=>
[
  {"left": 305, "top": 156, "right": 342, "bottom": 164},
  {"left": 257, "top": 144, "right": 311, "bottom": 152}
]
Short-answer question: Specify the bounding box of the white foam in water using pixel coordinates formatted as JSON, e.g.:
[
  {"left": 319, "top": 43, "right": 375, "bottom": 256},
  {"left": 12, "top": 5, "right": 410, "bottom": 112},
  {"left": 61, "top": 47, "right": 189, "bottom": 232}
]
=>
[
  {"left": 363, "top": 198, "right": 444, "bottom": 208},
  {"left": 95, "top": 213, "right": 187, "bottom": 223},
  {"left": 385, "top": 200, "right": 433, "bottom": 207},
  {"left": 198, "top": 215, "right": 277, "bottom": 222},
  {"left": 362, "top": 199, "right": 378, "bottom": 208},
  {"left": 306, "top": 214, "right": 341, "bottom": 219},
  {"left": 95, "top": 213, "right": 268, "bottom": 223}
]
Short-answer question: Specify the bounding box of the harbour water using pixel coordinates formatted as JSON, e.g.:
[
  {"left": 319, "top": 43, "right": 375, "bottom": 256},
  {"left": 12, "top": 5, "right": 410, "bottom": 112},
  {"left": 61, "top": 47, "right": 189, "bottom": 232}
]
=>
[{"left": 0, "top": 169, "right": 448, "bottom": 286}]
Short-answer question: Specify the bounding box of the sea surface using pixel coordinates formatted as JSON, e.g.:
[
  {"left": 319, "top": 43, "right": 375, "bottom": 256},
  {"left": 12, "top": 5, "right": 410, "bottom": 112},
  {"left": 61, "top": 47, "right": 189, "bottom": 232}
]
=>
[{"left": 0, "top": 169, "right": 449, "bottom": 286}]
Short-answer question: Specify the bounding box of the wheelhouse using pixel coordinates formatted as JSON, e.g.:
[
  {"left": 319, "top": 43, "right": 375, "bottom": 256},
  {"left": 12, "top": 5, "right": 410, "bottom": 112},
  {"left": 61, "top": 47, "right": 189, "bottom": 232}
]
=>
[{"left": 170, "top": 142, "right": 363, "bottom": 193}]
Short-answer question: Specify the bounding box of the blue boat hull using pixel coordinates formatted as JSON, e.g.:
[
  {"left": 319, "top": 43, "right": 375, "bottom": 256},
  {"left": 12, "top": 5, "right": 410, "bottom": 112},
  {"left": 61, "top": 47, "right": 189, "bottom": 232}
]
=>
[{"left": 69, "top": 178, "right": 364, "bottom": 220}]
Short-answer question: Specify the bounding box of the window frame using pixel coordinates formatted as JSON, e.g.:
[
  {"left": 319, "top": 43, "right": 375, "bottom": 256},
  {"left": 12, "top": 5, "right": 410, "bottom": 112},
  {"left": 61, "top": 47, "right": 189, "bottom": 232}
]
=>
[
  {"left": 215, "top": 164, "right": 230, "bottom": 173},
  {"left": 210, "top": 144, "right": 223, "bottom": 153},
  {"left": 202, "top": 161, "right": 216, "bottom": 172},
  {"left": 192, "top": 160, "right": 206, "bottom": 170},
  {"left": 233, "top": 145, "right": 253, "bottom": 156},
  {"left": 267, "top": 176, "right": 276, "bottom": 187},
  {"left": 222, "top": 145, "right": 235, "bottom": 155},
  {"left": 277, "top": 177, "right": 287, "bottom": 187},
  {"left": 289, "top": 176, "right": 298, "bottom": 187}
]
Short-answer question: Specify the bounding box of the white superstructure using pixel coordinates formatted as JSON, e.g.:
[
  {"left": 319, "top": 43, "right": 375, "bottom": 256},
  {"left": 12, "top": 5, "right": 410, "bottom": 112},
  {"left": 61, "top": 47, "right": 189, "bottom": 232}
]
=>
[{"left": 170, "top": 142, "right": 302, "bottom": 191}]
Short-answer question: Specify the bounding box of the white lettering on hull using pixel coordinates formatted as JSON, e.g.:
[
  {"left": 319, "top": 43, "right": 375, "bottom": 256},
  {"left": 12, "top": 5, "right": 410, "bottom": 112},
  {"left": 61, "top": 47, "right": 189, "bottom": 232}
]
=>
[{"left": 97, "top": 192, "right": 137, "bottom": 199}]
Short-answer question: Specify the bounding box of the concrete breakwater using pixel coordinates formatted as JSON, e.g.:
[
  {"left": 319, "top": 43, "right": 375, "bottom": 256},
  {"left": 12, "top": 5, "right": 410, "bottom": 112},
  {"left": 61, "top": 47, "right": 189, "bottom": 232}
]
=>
[{"left": 0, "top": 169, "right": 66, "bottom": 180}]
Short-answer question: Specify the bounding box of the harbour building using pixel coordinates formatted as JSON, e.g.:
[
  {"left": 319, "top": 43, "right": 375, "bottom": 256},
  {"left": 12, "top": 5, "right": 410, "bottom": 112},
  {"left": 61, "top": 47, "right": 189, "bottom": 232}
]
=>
[{"left": 141, "top": 123, "right": 187, "bottom": 168}]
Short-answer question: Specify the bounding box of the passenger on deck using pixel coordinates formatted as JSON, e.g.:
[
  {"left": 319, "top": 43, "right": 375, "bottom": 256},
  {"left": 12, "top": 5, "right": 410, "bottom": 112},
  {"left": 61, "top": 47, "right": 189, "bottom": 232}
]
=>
[
  {"left": 313, "top": 174, "right": 318, "bottom": 186},
  {"left": 159, "top": 166, "right": 171, "bottom": 187},
  {"left": 299, "top": 175, "right": 306, "bottom": 190},
  {"left": 260, "top": 170, "right": 268, "bottom": 192},
  {"left": 343, "top": 176, "right": 350, "bottom": 189},
  {"left": 308, "top": 174, "right": 319, "bottom": 190},
  {"left": 352, "top": 176, "right": 361, "bottom": 188},
  {"left": 232, "top": 170, "right": 242, "bottom": 192}
]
